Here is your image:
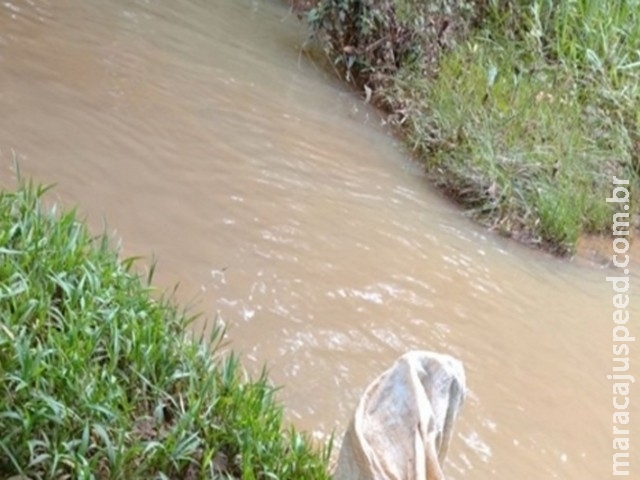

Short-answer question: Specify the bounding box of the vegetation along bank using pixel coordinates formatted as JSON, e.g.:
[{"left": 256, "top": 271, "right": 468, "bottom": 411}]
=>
[
  {"left": 294, "top": 0, "right": 640, "bottom": 255},
  {"left": 0, "top": 181, "right": 331, "bottom": 479}
]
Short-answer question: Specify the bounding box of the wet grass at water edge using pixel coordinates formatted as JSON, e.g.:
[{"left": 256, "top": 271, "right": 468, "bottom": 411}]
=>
[
  {"left": 0, "top": 181, "right": 332, "bottom": 479},
  {"left": 302, "top": 0, "right": 640, "bottom": 254}
]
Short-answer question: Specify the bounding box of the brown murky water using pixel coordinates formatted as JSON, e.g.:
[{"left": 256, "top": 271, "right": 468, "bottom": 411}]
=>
[{"left": 1, "top": 1, "right": 638, "bottom": 478}]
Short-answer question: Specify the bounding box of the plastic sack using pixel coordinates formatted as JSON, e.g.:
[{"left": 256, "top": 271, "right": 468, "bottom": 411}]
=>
[{"left": 333, "top": 351, "right": 466, "bottom": 480}]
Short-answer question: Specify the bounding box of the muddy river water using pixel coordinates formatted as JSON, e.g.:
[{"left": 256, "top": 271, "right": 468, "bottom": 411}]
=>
[{"left": 0, "top": 1, "right": 638, "bottom": 478}]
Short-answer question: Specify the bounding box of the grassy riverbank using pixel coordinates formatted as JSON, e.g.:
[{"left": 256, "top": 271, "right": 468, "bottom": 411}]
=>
[
  {"left": 0, "top": 182, "right": 331, "bottom": 479},
  {"left": 300, "top": 0, "right": 640, "bottom": 254}
]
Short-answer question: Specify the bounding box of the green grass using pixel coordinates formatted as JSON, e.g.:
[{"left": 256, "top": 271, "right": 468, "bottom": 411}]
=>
[
  {"left": 0, "top": 181, "right": 331, "bottom": 479},
  {"left": 306, "top": 0, "right": 640, "bottom": 254},
  {"left": 385, "top": 40, "right": 630, "bottom": 251}
]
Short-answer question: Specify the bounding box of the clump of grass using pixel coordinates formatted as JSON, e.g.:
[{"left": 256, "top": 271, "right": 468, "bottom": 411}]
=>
[
  {"left": 386, "top": 39, "right": 632, "bottom": 251},
  {"left": 0, "top": 181, "right": 331, "bottom": 479},
  {"left": 306, "top": 0, "right": 640, "bottom": 254},
  {"left": 306, "top": 0, "right": 476, "bottom": 89}
]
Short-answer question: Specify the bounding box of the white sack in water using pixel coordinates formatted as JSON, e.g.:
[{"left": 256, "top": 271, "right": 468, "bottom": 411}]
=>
[{"left": 333, "top": 351, "right": 466, "bottom": 480}]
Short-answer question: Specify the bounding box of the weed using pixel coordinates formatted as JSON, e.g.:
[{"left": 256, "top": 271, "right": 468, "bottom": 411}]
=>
[
  {"left": 305, "top": 0, "right": 640, "bottom": 254},
  {"left": 0, "top": 181, "right": 331, "bottom": 479}
]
